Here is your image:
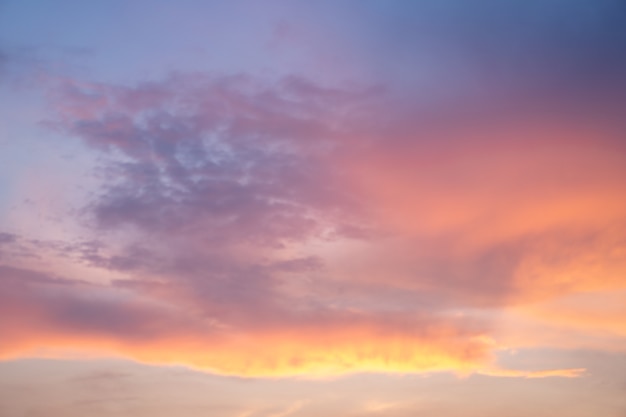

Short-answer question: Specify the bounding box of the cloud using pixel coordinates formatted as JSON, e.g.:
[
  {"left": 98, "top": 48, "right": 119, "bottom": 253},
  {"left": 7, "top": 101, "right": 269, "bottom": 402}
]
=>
[
  {"left": 333, "top": 111, "right": 626, "bottom": 306},
  {"left": 477, "top": 367, "right": 586, "bottom": 379},
  {"left": 1, "top": 52, "right": 624, "bottom": 377},
  {"left": 45, "top": 73, "right": 375, "bottom": 246},
  {"left": 0, "top": 259, "right": 493, "bottom": 377}
]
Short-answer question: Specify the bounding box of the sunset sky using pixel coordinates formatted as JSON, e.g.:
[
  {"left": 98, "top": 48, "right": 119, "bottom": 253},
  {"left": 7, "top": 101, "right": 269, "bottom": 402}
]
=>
[{"left": 1, "top": 1, "right": 625, "bottom": 416}]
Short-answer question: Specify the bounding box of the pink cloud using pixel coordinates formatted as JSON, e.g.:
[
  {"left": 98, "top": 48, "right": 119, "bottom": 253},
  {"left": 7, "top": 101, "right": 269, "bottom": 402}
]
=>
[{"left": 0, "top": 71, "right": 624, "bottom": 377}]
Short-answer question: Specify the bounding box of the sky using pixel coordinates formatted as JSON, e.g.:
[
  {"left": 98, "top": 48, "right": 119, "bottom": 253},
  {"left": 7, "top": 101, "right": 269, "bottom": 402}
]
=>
[{"left": 0, "top": 1, "right": 625, "bottom": 416}]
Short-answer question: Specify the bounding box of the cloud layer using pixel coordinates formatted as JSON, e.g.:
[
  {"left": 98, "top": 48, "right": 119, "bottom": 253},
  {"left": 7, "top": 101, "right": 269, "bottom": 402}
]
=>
[{"left": 1, "top": 0, "right": 625, "bottom": 378}]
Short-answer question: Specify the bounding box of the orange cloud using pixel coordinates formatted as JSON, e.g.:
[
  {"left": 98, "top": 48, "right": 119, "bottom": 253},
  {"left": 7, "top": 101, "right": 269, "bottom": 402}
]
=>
[
  {"left": 0, "top": 263, "right": 496, "bottom": 377},
  {"left": 516, "top": 290, "right": 626, "bottom": 343},
  {"left": 336, "top": 119, "right": 626, "bottom": 305},
  {"left": 477, "top": 367, "right": 586, "bottom": 379},
  {"left": 0, "top": 308, "right": 492, "bottom": 377}
]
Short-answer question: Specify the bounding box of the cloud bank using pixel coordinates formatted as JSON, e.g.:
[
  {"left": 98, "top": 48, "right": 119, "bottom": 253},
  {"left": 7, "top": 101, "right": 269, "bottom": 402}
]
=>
[{"left": 1, "top": 0, "right": 625, "bottom": 378}]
